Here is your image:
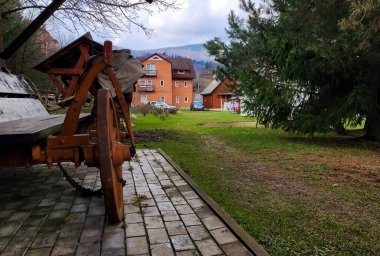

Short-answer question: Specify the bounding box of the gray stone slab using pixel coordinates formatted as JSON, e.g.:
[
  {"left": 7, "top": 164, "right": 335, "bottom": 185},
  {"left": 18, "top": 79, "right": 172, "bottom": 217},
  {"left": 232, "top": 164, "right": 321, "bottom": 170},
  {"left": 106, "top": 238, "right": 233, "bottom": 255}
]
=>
[
  {"left": 145, "top": 216, "right": 164, "bottom": 228},
  {"left": 210, "top": 227, "right": 238, "bottom": 245},
  {"left": 59, "top": 222, "right": 83, "bottom": 238},
  {"left": 142, "top": 206, "right": 160, "bottom": 217},
  {"left": 125, "top": 213, "right": 143, "bottom": 224},
  {"left": 75, "top": 242, "right": 101, "bottom": 256},
  {"left": 126, "top": 236, "right": 149, "bottom": 255},
  {"left": 161, "top": 210, "right": 180, "bottom": 222},
  {"left": 147, "top": 228, "right": 170, "bottom": 244},
  {"left": 51, "top": 237, "right": 78, "bottom": 256},
  {"left": 181, "top": 214, "right": 202, "bottom": 227},
  {"left": 126, "top": 223, "right": 145, "bottom": 237},
  {"left": 175, "top": 205, "right": 194, "bottom": 215},
  {"left": 176, "top": 251, "right": 200, "bottom": 256},
  {"left": 31, "top": 232, "right": 58, "bottom": 249},
  {"left": 186, "top": 225, "right": 211, "bottom": 241},
  {"left": 221, "top": 241, "right": 253, "bottom": 256},
  {"left": 195, "top": 239, "right": 223, "bottom": 256},
  {"left": 0, "top": 221, "right": 22, "bottom": 237},
  {"left": 165, "top": 221, "right": 187, "bottom": 236},
  {"left": 124, "top": 204, "right": 140, "bottom": 214},
  {"left": 170, "top": 234, "right": 195, "bottom": 251},
  {"left": 150, "top": 243, "right": 175, "bottom": 256},
  {"left": 202, "top": 216, "right": 226, "bottom": 231},
  {"left": 25, "top": 247, "right": 52, "bottom": 256},
  {"left": 102, "top": 248, "right": 126, "bottom": 256},
  {"left": 102, "top": 231, "right": 125, "bottom": 250}
]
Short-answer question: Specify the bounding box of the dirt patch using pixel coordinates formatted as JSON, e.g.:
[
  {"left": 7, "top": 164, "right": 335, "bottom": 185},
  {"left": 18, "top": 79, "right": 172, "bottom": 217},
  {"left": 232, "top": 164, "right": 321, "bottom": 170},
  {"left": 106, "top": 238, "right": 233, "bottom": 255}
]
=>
[
  {"left": 200, "top": 121, "right": 257, "bottom": 127},
  {"left": 134, "top": 130, "right": 177, "bottom": 143}
]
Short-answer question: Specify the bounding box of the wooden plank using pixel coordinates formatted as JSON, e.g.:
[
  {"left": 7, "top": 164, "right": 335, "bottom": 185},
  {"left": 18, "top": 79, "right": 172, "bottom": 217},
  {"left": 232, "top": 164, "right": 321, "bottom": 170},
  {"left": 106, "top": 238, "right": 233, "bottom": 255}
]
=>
[
  {"left": 0, "top": 72, "right": 36, "bottom": 95},
  {"left": 0, "top": 98, "right": 49, "bottom": 123},
  {"left": 0, "top": 113, "right": 91, "bottom": 145}
]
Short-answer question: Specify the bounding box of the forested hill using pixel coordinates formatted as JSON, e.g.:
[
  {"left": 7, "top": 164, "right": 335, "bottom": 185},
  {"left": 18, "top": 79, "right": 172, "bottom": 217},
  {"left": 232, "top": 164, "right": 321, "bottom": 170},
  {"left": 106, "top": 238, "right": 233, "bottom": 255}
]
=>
[{"left": 132, "top": 44, "right": 218, "bottom": 75}]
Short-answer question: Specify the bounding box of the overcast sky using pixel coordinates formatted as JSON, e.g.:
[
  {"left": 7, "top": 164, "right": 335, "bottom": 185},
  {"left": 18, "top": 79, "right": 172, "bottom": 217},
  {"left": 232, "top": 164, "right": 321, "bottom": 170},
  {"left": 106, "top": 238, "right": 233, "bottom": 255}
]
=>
[{"left": 104, "top": 0, "right": 247, "bottom": 50}]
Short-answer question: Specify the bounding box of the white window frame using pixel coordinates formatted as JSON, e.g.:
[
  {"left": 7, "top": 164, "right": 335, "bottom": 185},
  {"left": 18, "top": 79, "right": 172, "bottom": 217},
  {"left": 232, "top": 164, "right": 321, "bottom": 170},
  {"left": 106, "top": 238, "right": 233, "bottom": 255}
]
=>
[
  {"left": 160, "top": 96, "right": 165, "bottom": 102},
  {"left": 175, "top": 81, "right": 179, "bottom": 87},
  {"left": 146, "top": 63, "right": 156, "bottom": 70},
  {"left": 141, "top": 95, "right": 148, "bottom": 103},
  {"left": 140, "top": 80, "right": 146, "bottom": 86},
  {"left": 160, "top": 80, "right": 164, "bottom": 87},
  {"left": 184, "top": 96, "right": 188, "bottom": 103},
  {"left": 184, "top": 81, "right": 188, "bottom": 87},
  {"left": 176, "top": 96, "right": 179, "bottom": 103},
  {"left": 147, "top": 80, "right": 152, "bottom": 86}
]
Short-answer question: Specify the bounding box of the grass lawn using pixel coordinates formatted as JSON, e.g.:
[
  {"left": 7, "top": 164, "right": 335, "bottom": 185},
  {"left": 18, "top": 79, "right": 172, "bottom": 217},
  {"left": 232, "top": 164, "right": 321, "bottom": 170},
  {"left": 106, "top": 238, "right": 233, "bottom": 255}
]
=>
[{"left": 132, "top": 109, "right": 380, "bottom": 256}]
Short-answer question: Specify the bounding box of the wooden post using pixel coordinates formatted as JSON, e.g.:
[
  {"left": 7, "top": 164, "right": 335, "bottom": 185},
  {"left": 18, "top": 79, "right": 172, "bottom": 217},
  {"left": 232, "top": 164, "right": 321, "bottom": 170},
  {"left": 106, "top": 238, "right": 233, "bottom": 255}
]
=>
[{"left": 0, "top": 15, "right": 5, "bottom": 68}]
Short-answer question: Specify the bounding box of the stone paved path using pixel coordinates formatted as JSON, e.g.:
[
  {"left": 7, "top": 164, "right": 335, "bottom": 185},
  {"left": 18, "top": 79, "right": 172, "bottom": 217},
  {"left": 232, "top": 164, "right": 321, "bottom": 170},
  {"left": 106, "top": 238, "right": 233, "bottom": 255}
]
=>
[{"left": 0, "top": 149, "right": 259, "bottom": 256}]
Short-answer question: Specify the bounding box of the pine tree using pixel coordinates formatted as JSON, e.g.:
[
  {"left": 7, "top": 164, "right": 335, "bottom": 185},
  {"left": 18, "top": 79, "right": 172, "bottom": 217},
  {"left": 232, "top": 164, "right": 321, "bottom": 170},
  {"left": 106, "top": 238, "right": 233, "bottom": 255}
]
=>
[{"left": 205, "top": 0, "right": 380, "bottom": 141}]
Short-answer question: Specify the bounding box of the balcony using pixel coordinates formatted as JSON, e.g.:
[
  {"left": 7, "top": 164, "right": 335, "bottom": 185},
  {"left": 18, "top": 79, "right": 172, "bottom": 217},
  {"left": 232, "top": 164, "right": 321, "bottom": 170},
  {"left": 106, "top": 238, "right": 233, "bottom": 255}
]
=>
[
  {"left": 144, "top": 69, "right": 157, "bottom": 77},
  {"left": 137, "top": 85, "right": 155, "bottom": 92}
]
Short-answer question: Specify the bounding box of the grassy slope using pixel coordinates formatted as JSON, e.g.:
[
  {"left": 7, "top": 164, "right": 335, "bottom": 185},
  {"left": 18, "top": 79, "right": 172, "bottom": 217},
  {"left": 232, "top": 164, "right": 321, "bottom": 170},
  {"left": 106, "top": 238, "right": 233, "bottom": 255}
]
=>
[{"left": 132, "top": 110, "right": 380, "bottom": 256}]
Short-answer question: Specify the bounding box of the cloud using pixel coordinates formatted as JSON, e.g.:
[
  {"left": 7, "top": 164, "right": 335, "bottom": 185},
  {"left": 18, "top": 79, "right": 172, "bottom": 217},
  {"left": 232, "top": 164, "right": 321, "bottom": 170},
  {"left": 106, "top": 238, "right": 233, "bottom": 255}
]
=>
[{"left": 110, "top": 0, "right": 247, "bottom": 50}]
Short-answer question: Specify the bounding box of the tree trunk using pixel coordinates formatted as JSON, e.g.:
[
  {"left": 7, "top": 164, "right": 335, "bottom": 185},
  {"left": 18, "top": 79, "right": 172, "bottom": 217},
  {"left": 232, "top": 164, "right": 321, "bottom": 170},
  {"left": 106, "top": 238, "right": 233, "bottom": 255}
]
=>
[
  {"left": 334, "top": 120, "right": 347, "bottom": 135},
  {"left": 364, "top": 110, "right": 380, "bottom": 141}
]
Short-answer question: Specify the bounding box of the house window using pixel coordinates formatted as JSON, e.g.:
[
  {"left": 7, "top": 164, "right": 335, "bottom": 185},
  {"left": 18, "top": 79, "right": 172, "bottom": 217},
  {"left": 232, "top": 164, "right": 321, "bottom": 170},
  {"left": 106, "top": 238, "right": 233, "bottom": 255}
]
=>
[
  {"left": 176, "top": 96, "right": 179, "bottom": 103},
  {"left": 160, "top": 80, "right": 164, "bottom": 87},
  {"left": 141, "top": 95, "right": 147, "bottom": 103},
  {"left": 140, "top": 80, "right": 146, "bottom": 86},
  {"left": 175, "top": 81, "right": 179, "bottom": 87},
  {"left": 184, "top": 96, "right": 188, "bottom": 103},
  {"left": 146, "top": 64, "right": 156, "bottom": 76},
  {"left": 148, "top": 80, "right": 152, "bottom": 86},
  {"left": 184, "top": 81, "right": 188, "bottom": 87},
  {"left": 160, "top": 96, "right": 165, "bottom": 102},
  {"left": 177, "top": 70, "right": 185, "bottom": 74}
]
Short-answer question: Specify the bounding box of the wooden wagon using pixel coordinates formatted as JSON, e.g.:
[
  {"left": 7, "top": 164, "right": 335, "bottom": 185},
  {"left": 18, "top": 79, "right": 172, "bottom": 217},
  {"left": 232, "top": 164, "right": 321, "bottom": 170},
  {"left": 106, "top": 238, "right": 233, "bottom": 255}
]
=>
[{"left": 0, "top": 0, "right": 142, "bottom": 223}]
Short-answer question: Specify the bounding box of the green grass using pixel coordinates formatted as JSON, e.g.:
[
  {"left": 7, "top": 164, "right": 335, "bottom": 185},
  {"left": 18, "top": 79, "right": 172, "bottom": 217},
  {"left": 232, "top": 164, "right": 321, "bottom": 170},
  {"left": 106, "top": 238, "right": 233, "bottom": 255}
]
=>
[{"left": 132, "top": 110, "right": 380, "bottom": 256}]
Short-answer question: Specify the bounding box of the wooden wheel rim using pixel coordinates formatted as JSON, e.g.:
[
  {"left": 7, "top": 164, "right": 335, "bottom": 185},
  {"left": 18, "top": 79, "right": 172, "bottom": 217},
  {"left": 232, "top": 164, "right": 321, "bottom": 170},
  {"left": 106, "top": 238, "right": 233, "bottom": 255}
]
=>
[{"left": 97, "top": 89, "right": 123, "bottom": 223}]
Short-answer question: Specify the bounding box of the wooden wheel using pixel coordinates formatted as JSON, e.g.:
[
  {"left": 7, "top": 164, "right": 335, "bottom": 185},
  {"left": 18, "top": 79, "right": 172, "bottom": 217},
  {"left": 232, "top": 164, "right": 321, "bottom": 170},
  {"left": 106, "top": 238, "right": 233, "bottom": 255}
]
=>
[{"left": 97, "top": 89, "right": 124, "bottom": 223}]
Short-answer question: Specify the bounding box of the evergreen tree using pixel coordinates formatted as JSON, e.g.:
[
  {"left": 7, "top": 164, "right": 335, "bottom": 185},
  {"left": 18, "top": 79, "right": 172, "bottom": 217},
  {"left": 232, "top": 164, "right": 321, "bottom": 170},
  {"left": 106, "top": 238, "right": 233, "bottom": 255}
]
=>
[
  {"left": 2, "top": 0, "right": 53, "bottom": 93},
  {"left": 205, "top": 0, "right": 380, "bottom": 140}
]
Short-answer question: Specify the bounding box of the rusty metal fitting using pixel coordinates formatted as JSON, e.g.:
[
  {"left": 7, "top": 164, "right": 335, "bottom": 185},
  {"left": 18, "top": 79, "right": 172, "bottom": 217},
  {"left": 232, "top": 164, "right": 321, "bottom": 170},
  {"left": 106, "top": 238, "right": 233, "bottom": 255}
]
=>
[{"left": 111, "top": 142, "right": 131, "bottom": 166}]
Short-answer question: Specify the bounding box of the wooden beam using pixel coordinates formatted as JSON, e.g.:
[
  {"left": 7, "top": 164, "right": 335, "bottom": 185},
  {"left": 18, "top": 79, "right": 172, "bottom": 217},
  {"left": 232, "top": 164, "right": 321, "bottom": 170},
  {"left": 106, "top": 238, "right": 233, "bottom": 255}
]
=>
[
  {"left": 64, "top": 51, "right": 88, "bottom": 98},
  {"left": 49, "top": 75, "right": 65, "bottom": 94},
  {"left": 47, "top": 68, "right": 84, "bottom": 75}
]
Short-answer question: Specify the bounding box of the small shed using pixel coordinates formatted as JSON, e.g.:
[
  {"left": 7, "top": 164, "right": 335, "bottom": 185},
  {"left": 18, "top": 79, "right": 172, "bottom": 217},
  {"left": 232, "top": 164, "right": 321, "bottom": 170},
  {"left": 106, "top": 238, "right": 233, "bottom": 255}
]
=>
[{"left": 201, "top": 78, "right": 236, "bottom": 109}]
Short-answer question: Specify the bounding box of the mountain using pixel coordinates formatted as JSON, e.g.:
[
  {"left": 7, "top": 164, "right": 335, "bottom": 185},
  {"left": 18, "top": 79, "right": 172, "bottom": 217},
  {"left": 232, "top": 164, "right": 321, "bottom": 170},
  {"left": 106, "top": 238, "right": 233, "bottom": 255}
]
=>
[{"left": 131, "top": 44, "right": 218, "bottom": 75}]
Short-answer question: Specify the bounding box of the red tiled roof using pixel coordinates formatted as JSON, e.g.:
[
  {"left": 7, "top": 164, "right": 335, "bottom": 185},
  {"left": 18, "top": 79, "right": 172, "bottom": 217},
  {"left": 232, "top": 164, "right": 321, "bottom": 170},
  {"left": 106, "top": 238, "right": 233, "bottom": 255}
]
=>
[{"left": 168, "top": 58, "right": 196, "bottom": 80}]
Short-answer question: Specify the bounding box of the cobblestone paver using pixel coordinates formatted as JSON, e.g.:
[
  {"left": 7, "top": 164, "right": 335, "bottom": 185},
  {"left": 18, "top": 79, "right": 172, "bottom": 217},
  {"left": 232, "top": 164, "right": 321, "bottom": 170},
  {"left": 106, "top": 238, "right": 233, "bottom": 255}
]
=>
[{"left": 0, "top": 149, "right": 254, "bottom": 255}]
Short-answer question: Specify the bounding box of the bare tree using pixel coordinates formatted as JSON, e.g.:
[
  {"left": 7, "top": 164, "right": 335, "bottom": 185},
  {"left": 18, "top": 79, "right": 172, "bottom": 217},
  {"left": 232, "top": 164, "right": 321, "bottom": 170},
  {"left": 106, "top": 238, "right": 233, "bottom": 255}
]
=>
[{"left": 1, "top": 0, "right": 180, "bottom": 41}]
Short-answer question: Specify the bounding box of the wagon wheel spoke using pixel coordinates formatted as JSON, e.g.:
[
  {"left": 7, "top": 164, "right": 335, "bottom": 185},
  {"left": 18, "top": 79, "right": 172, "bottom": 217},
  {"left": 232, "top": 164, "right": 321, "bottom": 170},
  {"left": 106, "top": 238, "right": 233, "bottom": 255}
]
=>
[{"left": 97, "top": 89, "right": 125, "bottom": 223}]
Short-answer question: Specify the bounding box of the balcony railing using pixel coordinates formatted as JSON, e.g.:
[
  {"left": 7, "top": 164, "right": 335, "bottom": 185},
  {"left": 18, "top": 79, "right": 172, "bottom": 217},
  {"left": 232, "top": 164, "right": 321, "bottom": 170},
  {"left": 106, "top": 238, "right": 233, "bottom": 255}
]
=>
[
  {"left": 137, "top": 85, "right": 155, "bottom": 92},
  {"left": 144, "top": 69, "right": 157, "bottom": 76}
]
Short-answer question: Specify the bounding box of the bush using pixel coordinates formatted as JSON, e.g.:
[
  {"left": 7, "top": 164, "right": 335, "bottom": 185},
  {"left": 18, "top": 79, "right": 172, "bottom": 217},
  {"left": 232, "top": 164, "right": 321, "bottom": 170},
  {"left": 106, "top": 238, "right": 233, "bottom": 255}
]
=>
[
  {"left": 132, "top": 104, "right": 178, "bottom": 116},
  {"left": 131, "top": 104, "right": 156, "bottom": 116}
]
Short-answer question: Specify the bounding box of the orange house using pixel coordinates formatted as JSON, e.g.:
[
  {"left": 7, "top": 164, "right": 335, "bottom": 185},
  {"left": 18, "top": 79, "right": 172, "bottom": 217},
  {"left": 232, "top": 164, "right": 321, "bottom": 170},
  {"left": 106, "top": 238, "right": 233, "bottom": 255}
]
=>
[
  {"left": 201, "top": 77, "right": 237, "bottom": 109},
  {"left": 132, "top": 53, "right": 196, "bottom": 108}
]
